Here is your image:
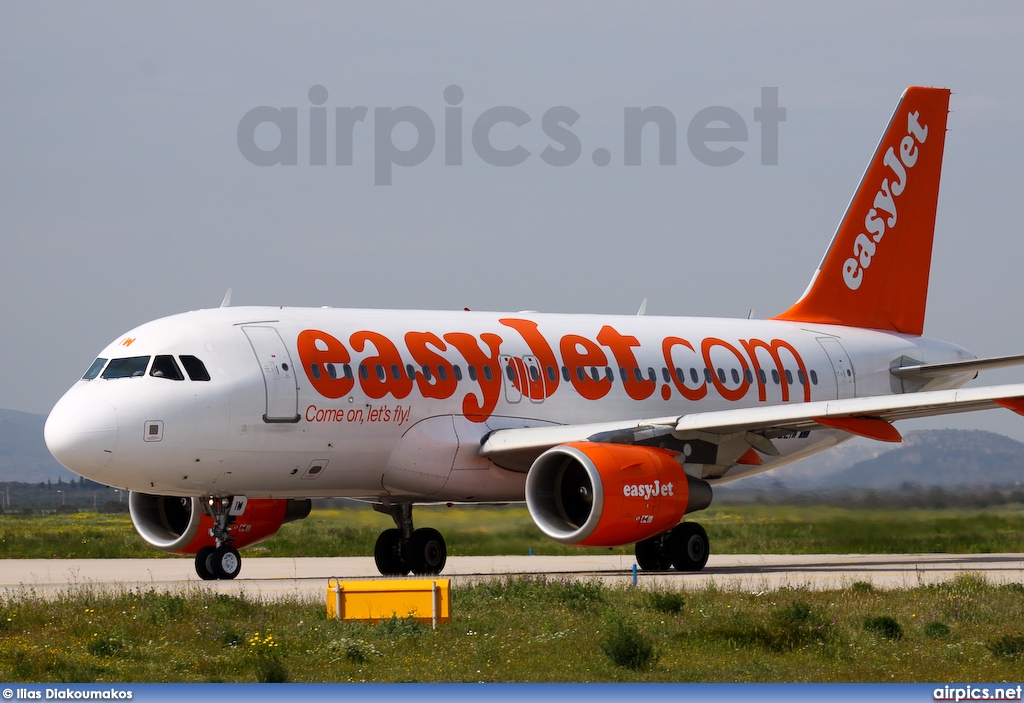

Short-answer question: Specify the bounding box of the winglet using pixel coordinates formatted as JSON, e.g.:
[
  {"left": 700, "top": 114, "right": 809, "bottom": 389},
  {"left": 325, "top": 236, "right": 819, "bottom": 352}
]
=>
[
  {"left": 772, "top": 87, "right": 951, "bottom": 336},
  {"left": 220, "top": 288, "right": 232, "bottom": 308}
]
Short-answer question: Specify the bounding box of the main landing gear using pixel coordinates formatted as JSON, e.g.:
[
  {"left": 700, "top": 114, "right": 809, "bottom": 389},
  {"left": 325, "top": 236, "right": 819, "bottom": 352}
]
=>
[
  {"left": 634, "top": 522, "right": 710, "bottom": 572},
  {"left": 372, "top": 503, "right": 447, "bottom": 576},
  {"left": 194, "top": 497, "right": 242, "bottom": 581}
]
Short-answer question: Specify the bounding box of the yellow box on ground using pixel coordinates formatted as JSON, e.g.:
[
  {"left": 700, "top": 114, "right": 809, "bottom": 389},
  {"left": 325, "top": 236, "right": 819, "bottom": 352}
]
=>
[{"left": 327, "top": 578, "right": 451, "bottom": 626}]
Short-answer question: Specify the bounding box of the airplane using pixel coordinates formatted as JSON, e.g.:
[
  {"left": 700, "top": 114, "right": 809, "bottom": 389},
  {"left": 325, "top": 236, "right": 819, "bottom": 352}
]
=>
[{"left": 44, "top": 86, "right": 1024, "bottom": 581}]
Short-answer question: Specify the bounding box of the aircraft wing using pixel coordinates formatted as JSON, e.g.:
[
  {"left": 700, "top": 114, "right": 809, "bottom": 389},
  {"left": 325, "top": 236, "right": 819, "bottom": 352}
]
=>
[{"left": 479, "top": 382, "right": 1024, "bottom": 469}]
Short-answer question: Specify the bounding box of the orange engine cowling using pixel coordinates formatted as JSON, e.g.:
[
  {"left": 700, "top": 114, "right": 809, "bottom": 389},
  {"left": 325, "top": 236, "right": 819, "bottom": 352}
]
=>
[
  {"left": 128, "top": 492, "right": 312, "bottom": 554},
  {"left": 525, "top": 442, "right": 712, "bottom": 547}
]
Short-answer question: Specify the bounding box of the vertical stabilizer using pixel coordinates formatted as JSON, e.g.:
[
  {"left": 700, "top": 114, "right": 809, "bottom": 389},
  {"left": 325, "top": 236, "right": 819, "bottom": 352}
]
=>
[{"left": 772, "top": 87, "right": 950, "bottom": 336}]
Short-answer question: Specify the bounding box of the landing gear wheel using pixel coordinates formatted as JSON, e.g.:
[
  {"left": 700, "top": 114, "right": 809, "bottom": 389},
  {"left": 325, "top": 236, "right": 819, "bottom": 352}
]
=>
[
  {"left": 374, "top": 528, "right": 409, "bottom": 576},
  {"left": 635, "top": 533, "right": 672, "bottom": 571},
  {"left": 211, "top": 545, "right": 242, "bottom": 580},
  {"left": 668, "top": 522, "right": 709, "bottom": 572},
  {"left": 195, "top": 546, "right": 217, "bottom": 580},
  {"left": 404, "top": 528, "right": 447, "bottom": 575}
]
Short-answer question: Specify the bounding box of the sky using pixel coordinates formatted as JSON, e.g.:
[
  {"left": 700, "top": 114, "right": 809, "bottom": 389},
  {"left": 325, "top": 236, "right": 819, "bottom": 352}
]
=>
[{"left": 3, "top": 2, "right": 1024, "bottom": 440}]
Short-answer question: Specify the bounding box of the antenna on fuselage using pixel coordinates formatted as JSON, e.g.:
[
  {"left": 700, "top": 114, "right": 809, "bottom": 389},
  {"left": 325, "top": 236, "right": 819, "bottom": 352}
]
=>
[
  {"left": 636, "top": 298, "right": 648, "bottom": 316},
  {"left": 220, "top": 288, "right": 233, "bottom": 307}
]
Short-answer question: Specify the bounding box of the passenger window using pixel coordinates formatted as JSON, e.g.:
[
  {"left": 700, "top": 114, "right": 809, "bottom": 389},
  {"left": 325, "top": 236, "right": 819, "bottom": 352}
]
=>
[
  {"left": 662, "top": 368, "right": 671, "bottom": 383},
  {"left": 483, "top": 366, "right": 493, "bottom": 382},
  {"left": 468, "top": 366, "right": 478, "bottom": 382},
  {"left": 675, "top": 368, "right": 685, "bottom": 383},
  {"left": 744, "top": 369, "right": 754, "bottom": 384},
  {"left": 343, "top": 364, "right": 353, "bottom": 380},
  {"left": 704, "top": 368, "right": 713, "bottom": 383},
  {"left": 529, "top": 366, "right": 539, "bottom": 382},
  {"left": 785, "top": 370, "right": 794, "bottom": 384},
  {"left": 505, "top": 364, "right": 515, "bottom": 381},
  {"left": 758, "top": 369, "right": 767, "bottom": 384},
  {"left": 150, "top": 355, "right": 184, "bottom": 381},
  {"left": 690, "top": 368, "right": 699, "bottom": 384},
  {"left": 102, "top": 356, "right": 151, "bottom": 379},
  {"left": 604, "top": 367, "right": 613, "bottom": 381},
  {"left": 810, "top": 370, "right": 818, "bottom": 385},
  {"left": 359, "top": 364, "right": 369, "bottom": 380},
  {"left": 422, "top": 365, "right": 433, "bottom": 381},
  {"left": 771, "top": 369, "right": 780, "bottom": 384},
  {"left": 730, "top": 369, "right": 740, "bottom": 384},
  {"left": 562, "top": 366, "right": 570, "bottom": 382},
  {"left": 326, "top": 363, "right": 337, "bottom": 379},
  {"left": 576, "top": 367, "right": 585, "bottom": 382},
  {"left": 406, "top": 364, "right": 416, "bottom": 379},
  {"left": 82, "top": 358, "right": 107, "bottom": 380},
  {"left": 590, "top": 366, "right": 600, "bottom": 381},
  {"left": 633, "top": 368, "right": 642, "bottom": 383},
  {"left": 546, "top": 366, "right": 557, "bottom": 383},
  {"left": 453, "top": 365, "right": 463, "bottom": 381},
  {"left": 180, "top": 355, "right": 211, "bottom": 381},
  {"left": 310, "top": 363, "right": 321, "bottom": 380},
  {"left": 438, "top": 366, "right": 448, "bottom": 381},
  {"left": 391, "top": 364, "right": 401, "bottom": 381},
  {"left": 375, "top": 365, "right": 386, "bottom": 381},
  {"left": 717, "top": 368, "right": 726, "bottom": 383},
  {"left": 798, "top": 369, "right": 807, "bottom": 385}
]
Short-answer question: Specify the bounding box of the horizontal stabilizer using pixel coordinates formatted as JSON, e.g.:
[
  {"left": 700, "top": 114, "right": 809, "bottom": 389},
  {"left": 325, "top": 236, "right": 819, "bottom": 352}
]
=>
[{"left": 892, "top": 353, "right": 1024, "bottom": 379}]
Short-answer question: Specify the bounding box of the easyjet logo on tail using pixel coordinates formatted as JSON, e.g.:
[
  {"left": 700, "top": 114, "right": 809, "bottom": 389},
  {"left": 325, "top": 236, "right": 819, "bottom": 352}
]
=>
[{"left": 843, "top": 111, "right": 929, "bottom": 291}]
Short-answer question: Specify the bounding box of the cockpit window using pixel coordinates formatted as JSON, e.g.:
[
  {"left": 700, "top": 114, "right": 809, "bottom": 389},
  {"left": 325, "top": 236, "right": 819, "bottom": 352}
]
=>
[
  {"left": 101, "top": 356, "right": 151, "bottom": 379},
  {"left": 180, "top": 355, "right": 211, "bottom": 381},
  {"left": 150, "top": 355, "right": 184, "bottom": 381},
  {"left": 82, "top": 358, "right": 108, "bottom": 380}
]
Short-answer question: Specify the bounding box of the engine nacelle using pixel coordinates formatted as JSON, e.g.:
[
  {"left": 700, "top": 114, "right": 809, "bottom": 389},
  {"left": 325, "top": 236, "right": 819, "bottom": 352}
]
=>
[
  {"left": 128, "top": 492, "right": 312, "bottom": 554},
  {"left": 525, "top": 442, "right": 712, "bottom": 547}
]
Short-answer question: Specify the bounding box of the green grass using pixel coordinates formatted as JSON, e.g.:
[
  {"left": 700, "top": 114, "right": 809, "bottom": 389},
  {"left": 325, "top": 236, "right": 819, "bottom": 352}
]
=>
[
  {"left": 2, "top": 573, "right": 1024, "bottom": 682},
  {"left": 3, "top": 503, "right": 1024, "bottom": 560}
]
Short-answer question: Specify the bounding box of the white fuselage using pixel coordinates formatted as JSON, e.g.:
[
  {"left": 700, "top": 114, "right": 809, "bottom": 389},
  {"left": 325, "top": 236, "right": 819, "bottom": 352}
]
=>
[{"left": 44, "top": 306, "right": 975, "bottom": 501}]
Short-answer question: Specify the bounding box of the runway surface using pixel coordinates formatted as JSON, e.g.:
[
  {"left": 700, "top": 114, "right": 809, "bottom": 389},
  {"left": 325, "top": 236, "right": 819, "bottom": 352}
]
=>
[{"left": 2, "top": 553, "right": 1023, "bottom": 599}]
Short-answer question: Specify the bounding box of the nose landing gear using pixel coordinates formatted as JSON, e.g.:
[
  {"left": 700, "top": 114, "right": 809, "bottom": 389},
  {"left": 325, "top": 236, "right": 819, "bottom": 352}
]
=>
[
  {"left": 373, "top": 503, "right": 447, "bottom": 576},
  {"left": 194, "top": 497, "right": 243, "bottom": 581}
]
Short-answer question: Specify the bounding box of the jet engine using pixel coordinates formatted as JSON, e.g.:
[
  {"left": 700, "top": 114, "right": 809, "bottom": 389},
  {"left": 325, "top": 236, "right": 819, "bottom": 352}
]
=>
[
  {"left": 128, "top": 492, "right": 311, "bottom": 554},
  {"left": 525, "top": 442, "right": 712, "bottom": 547}
]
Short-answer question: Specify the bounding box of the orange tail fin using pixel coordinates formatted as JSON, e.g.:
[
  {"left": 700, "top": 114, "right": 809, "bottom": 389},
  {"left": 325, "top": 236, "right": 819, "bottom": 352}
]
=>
[{"left": 772, "top": 86, "right": 950, "bottom": 336}]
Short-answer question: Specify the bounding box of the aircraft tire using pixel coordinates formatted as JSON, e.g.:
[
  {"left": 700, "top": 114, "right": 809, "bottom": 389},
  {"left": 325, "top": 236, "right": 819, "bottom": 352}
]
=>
[
  {"left": 635, "top": 534, "right": 672, "bottom": 571},
  {"left": 374, "top": 528, "right": 410, "bottom": 576},
  {"left": 211, "top": 545, "right": 242, "bottom": 580},
  {"left": 668, "top": 522, "right": 710, "bottom": 572},
  {"left": 405, "top": 528, "right": 447, "bottom": 575},
  {"left": 195, "top": 546, "right": 217, "bottom": 580}
]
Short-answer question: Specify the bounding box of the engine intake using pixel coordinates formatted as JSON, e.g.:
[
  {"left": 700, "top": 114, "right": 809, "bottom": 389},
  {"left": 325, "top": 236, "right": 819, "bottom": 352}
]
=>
[
  {"left": 525, "top": 442, "right": 712, "bottom": 547},
  {"left": 128, "top": 492, "right": 311, "bottom": 554}
]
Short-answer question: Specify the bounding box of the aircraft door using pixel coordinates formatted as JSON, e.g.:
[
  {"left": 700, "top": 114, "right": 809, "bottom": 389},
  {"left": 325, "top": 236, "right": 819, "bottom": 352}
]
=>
[
  {"left": 243, "top": 326, "right": 300, "bottom": 423},
  {"left": 817, "top": 337, "right": 856, "bottom": 399},
  {"left": 499, "top": 354, "right": 546, "bottom": 404}
]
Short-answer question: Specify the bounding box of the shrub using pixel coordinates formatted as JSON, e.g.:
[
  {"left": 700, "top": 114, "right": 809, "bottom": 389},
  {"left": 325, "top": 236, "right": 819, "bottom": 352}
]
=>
[
  {"left": 554, "top": 580, "right": 605, "bottom": 611},
  {"left": 863, "top": 615, "right": 903, "bottom": 640},
  {"left": 924, "top": 621, "right": 951, "bottom": 639},
  {"left": 649, "top": 591, "right": 685, "bottom": 615},
  {"left": 375, "top": 614, "right": 425, "bottom": 638},
  {"left": 851, "top": 581, "right": 875, "bottom": 593},
  {"left": 601, "top": 619, "right": 658, "bottom": 670},
  {"left": 987, "top": 634, "right": 1024, "bottom": 659}
]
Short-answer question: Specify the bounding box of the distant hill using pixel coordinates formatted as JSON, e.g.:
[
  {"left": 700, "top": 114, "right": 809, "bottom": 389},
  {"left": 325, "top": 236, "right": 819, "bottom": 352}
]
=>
[
  {"left": 721, "top": 429, "right": 1024, "bottom": 495},
  {"left": 0, "top": 409, "right": 78, "bottom": 483},
  {"left": 828, "top": 429, "right": 1024, "bottom": 489}
]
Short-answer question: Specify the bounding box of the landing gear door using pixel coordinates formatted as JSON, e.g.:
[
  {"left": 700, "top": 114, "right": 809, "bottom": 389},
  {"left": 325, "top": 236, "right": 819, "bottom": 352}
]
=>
[
  {"left": 817, "top": 337, "right": 856, "bottom": 399},
  {"left": 243, "top": 326, "right": 300, "bottom": 423}
]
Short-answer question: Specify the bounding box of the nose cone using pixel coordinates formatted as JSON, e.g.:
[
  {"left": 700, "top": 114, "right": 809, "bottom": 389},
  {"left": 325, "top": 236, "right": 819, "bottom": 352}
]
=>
[{"left": 44, "top": 392, "right": 119, "bottom": 477}]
